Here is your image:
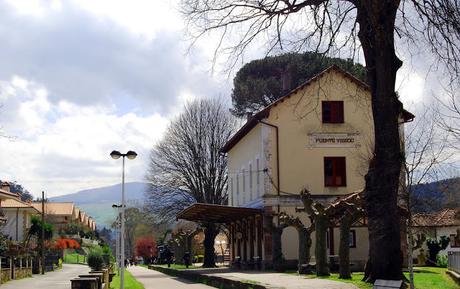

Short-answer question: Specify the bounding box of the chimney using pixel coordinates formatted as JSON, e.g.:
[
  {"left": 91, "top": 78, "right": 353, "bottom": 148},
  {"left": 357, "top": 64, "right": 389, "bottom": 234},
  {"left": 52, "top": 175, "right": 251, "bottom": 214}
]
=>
[
  {"left": 246, "top": 112, "right": 253, "bottom": 121},
  {"left": 1, "top": 182, "right": 10, "bottom": 192}
]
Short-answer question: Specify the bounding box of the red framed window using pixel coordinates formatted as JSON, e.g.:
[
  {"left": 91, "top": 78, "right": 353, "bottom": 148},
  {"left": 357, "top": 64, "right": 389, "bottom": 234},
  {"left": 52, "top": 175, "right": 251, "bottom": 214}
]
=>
[
  {"left": 324, "top": 157, "right": 347, "bottom": 187},
  {"left": 322, "top": 101, "right": 344, "bottom": 123}
]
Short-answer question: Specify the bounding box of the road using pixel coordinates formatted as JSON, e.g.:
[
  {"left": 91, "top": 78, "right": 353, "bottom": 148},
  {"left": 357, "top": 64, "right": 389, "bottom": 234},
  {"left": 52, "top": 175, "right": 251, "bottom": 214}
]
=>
[
  {"left": 128, "top": 265, "right": 214, "bottom": 289},
  {"left": 1, "top": 264, "right": 89, "bottom": 289}
]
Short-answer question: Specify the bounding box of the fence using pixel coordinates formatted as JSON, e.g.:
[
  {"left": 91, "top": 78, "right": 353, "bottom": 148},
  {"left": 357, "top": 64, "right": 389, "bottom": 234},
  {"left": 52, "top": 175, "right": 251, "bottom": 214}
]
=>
[
  {"left": 0, "top": 256, "right": 33, "bottom": 284},
  {"left": 447, "top": 251, "right": 460, "bottom": 274},
  {"left": 64, "top": 253, "right": 87, "bottom": 264}
]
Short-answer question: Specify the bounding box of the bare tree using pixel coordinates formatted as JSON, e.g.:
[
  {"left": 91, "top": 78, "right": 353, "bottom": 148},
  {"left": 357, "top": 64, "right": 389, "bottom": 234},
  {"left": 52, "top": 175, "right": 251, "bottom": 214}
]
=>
[
  {"left": 435, "top": 86, "right": 460, "bottom": 149},
  {"left": 146, "top": 98, "right": 237, "bottom": 267},
  {"left": 296, "top": 189, "right": 331, "bottom": 276},
  {"left": 180, "top": 0, "right": 460, "bottom": 281},
  {"left": 402, "top": 107, "right": 449, "bottom": 289},
  {"left": 278, "top": 212, "right": 314, "bottom": 273}
]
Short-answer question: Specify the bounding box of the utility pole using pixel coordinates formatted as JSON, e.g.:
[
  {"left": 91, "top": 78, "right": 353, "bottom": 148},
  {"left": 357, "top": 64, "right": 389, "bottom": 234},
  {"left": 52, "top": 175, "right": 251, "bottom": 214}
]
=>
[{"left": 41, "top": 191, "right": 45, "bottom": 275}]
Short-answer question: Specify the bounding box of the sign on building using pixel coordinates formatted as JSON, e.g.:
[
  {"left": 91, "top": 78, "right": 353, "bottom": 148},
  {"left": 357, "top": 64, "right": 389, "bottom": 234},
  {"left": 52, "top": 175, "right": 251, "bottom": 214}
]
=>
[{"left": 308, "top": 133, "right": 359, "bottom": 148}]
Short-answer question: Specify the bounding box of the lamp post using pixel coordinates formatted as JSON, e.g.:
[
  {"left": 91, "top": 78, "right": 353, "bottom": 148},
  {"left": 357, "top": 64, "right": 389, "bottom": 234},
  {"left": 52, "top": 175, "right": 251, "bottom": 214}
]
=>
[
  {"left": 110, "top": 150, "right": 137, "bottom": 289},
  {"left": 112, "top": 204, "right": 122, "bottom": 275}
]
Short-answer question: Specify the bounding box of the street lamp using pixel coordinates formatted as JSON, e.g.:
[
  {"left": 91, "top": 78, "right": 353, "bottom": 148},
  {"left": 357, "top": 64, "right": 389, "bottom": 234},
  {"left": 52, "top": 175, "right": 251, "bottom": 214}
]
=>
[
  {"left": 112, "top": 204, "right": 122, "bottom": 275},
  {"left": 110, "top": 150, "right": 137, "bottom": 289}
]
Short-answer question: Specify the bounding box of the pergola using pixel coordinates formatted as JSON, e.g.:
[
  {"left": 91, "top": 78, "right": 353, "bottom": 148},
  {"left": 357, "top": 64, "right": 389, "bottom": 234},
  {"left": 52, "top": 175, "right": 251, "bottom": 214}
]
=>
[{"left": 177, "top": 203, "right": 265, "bottom": 267}]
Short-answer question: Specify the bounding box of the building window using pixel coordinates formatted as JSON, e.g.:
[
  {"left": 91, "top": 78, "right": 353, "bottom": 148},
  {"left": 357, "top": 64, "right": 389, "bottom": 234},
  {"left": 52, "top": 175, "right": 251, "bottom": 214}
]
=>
[
  {"left": 229, "top": 178, "right": 233, "bottom": 206},
  {"left": 349, "top": 230, "right": 356, "bottom": 248},
  {"left": 256, "top": 158, "right": 260, "bottom": 196},
  {"left": 324, "top": 157, "right": 347, "bottom": 187},
  {"left": 249, "top": 163, "right": 253, "bottom": 200},
  {"left": 322, "top": 101, "right": 344, "bottom": 123},
  {"left": 242, "top": 168, "right": 246, "bottom": 203},
  {"left": 236, "top": 174, "right": 240, "bottom": 206}
]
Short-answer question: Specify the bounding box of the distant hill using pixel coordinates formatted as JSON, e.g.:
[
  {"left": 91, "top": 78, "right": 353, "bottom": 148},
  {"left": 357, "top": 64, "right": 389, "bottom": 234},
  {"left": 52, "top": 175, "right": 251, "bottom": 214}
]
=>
[
  {"left": 51, "top": 182, "right": 147, "bottom": 204},
  {"left": 412, "top": 177, "right": 460, "bottom": 213},
  {"left": 50, "top": 182, "right": 149, "bottom": 228}
]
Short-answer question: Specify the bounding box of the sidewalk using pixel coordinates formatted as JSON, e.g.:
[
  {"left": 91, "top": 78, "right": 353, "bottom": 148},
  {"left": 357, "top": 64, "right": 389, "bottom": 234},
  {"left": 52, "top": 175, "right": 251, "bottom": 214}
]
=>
[
  {"left": 128, "top": 265, "right": 214, "bottom": 289},
  {"left": 150, "top": 266, "right": 359, "bottom": 289},
  {"left": 203, "top": 269, "right": 359, "bottom": 289},
  {"left": 0, "top": 263, "right": 89, "bottom": 289}
]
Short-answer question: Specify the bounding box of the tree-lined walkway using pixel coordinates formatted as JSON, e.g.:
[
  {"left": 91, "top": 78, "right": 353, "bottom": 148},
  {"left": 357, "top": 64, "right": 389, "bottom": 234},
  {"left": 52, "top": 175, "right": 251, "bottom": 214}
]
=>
[
  {"left": 128, "top": 265, "right": 213, "bottom": 289},
  {"left": 1, "top": 264, "right": 89, "bottom": 289}
]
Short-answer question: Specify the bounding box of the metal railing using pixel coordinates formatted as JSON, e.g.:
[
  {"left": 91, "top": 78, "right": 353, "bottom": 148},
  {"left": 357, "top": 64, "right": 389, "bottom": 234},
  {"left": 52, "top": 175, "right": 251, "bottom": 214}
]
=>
[{"left": 448, "top": 251, "right": 460, "bottom": 273}]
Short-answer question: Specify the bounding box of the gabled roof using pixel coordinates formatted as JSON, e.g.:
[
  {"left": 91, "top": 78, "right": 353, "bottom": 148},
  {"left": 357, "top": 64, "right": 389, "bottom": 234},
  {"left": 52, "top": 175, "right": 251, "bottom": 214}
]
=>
[
  {"left": 73, "top": 207, "right": 80, "bottom": 220},
  {"left": 413, "top": 208, "right": 460, "bottom": 227},
  {"left": 0, "top": 188, "right": 20, "bottom": 200},
  {"left": 220, "top": 65, "right": 415, "bottom": 153},
  {"left": 31, "top": 202, "right": 75, "bottom": 215},
  {"left": 80, "top": 211, "right": 86, "bottom": 222},
  {"left": 1, "top": 198, "right": 40, "bottom": 213}
]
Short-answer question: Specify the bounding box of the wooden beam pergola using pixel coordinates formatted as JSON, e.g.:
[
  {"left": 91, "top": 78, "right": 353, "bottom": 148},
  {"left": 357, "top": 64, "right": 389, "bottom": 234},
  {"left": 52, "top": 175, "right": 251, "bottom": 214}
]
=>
[{"left": 177, "top": 203, "right": 263, "bottom": 224}]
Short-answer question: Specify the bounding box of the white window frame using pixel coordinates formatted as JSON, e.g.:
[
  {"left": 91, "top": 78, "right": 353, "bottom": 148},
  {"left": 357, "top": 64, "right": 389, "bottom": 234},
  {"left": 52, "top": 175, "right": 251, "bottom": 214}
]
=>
[
  {"left": 242, "top": 166, "right": 246, "bottom": 204},
  {"left": 229, "top": 177, "right": 233, "bottom": 206},
  {"left": 236, "top": 174, "right": 240, "bottom": 206},
  {"left": 256, "top": 156, "right": 260, "bottom": 197},
  {"left": 249, "top": 162, "right": 253, "bottom": 201}
]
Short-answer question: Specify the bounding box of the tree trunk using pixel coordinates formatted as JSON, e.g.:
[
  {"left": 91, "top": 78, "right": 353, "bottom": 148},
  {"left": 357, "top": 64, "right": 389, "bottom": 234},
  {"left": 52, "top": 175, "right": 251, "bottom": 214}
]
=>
[
  {"left": 407, "top": 219, "right": 415, "bottom": 289},
  {"left": 339, "top": 214, "right": 352, "bottom": 279},
  {"left": 298, "top": 227, "right": 312, "bottom": 273},
  {"left": 315, "top": 215, "right": 329, "bottom": 276},
  {"left": 203, "top": 223, "right": 218, "bottom": 268},
  {"left": 272, "top": 226, "right": 284, "bottom": 271},
  {"left": 356, "top": 1, "right": 404, "bottom": 282}
]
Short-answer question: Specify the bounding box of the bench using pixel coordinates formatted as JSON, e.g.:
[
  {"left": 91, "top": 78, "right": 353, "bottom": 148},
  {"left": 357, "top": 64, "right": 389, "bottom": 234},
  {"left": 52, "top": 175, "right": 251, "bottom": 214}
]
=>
[
  {"left": 373, "top": 279, "right": 403, "bottom": 289},
  {"left": 71, "top": 277, "right": 99, "bottom": 289},
  {"left": 79, "top": 274, "right": 103, "bottom": 289}
]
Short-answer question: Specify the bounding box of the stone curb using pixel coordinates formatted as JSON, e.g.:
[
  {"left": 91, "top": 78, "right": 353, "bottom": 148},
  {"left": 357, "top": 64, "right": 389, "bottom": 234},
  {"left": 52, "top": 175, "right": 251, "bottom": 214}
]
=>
[
  {"left": 147, "top": 265, "right": 284, "bottom": 289},
  {"left": 446, "top": 269, "right": 460, "bottom": 285}
]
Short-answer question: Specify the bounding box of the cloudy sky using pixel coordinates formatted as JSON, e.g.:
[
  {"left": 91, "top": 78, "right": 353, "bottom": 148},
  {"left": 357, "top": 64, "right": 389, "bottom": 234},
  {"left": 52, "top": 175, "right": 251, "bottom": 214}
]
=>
[{"left": 0, "top": 0, "right": 437, "bottom": 198}]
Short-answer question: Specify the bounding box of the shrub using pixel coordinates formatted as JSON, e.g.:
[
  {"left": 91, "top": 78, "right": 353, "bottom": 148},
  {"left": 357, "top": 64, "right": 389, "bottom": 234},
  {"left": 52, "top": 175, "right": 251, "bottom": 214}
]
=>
[
  {"left": 88, "top": 248, "right": 104, "bottom": 271},
  {"left": 437, "top": 254, "right": 448, "bottom": 268},
  {"left": 135, "top": 237, "right": 157, "bottom": 263},
  {"left": 426, "top": 236, "right": 450, "bottom": 265}
]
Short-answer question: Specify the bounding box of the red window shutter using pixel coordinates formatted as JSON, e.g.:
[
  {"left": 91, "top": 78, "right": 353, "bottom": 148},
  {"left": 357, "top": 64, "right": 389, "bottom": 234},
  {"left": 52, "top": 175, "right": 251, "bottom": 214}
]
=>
[
  {"left": 335, "top": 101, "right": 344, "bottom": 123},
  {"left": 324, "top": 157, "right": 346, "bottom": 187},
  {"left": 322, "top": 101, "right": 344, "bottom": 123},
  {"left": 322, "top": 101, "right": 330, "bottom": 123},
  {"left": 337, "top": 157, "right": 346, "bottom": 186}
]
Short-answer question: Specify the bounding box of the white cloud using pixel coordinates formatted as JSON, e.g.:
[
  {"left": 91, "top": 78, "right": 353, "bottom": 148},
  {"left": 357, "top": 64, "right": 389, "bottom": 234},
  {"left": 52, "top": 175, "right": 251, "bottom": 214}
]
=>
[
  {"left": 0, "top": 1, "right": 236, "bottom": 197},
  {"left": 0, "top": 0, "right": 226, "bottom": 115},
  {"left": 0, "top": 76, "right": 169, "bottom": 197}
]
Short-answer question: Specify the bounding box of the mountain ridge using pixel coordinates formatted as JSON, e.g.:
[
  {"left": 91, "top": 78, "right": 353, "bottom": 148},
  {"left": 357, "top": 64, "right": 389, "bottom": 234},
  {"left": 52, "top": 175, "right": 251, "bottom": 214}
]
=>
[{"left": 49, "top": 182, "right": 149, "bottom": 228}]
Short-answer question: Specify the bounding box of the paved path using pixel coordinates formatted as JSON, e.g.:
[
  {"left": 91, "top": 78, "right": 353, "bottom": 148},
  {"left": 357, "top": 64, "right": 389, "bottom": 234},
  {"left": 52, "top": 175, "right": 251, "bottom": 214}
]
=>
[
  {"left": 128, "top": 265, "right": 213, "bottom": 289},
  {"left": 204, "top": 270, "right": 359, "bottom": 289},
  {"left": 1, "top": 263, "right": 89, "bottom": 289}
]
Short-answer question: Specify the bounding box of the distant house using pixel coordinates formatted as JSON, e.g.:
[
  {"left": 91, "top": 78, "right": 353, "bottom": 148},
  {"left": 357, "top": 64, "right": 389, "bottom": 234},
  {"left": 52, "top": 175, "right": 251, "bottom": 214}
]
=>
[
  {"left": 0, "top": 182, "right": 23, "bottom": 224},
  {"left": 413, "top": 208, "right": 460, "bottom": 255},
  {"left": 31, "top": 202, "right": 97, "bottom": 234},
  {"left": 1, "top": 198, "right": 39, "bottom": 241}
]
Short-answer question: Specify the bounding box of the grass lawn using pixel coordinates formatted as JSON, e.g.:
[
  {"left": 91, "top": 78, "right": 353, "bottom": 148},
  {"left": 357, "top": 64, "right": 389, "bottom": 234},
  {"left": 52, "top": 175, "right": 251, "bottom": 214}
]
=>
[
  {"left": 63, "top": 252, "right": 87, "bottom": 264},
  {"left": 404, "top": 267, "right": 459, "bottom": 289},
  {"left": 111, "top": 270, "right": 145, "bottom": 289},
  {"left": 288, "top": 267, "right": 457, "bottom": 289},
  {"left": 307, "top": 272, "right": 373, "bottom": 289}
]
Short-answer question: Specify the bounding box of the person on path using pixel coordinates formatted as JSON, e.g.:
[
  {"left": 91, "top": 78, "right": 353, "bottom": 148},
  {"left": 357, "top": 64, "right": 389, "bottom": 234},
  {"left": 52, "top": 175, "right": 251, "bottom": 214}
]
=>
[{"left": 183, "top": 252, "right": 191, "bottom": 269}]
